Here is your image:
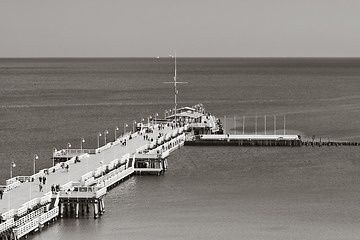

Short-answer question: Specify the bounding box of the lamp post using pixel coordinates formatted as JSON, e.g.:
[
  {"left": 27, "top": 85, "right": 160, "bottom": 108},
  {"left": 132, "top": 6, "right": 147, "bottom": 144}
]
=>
[
  {"left": 31, "top": 154, "right": 38, "bottom": 201},
  {"left": 9, "top": 161, "right": 16, "bottom": 209},
  {"left": 141, "top": 118, "right": 144, "bottom": 131},
  {"left": 97, "top": 132, "right": 102, "bottom": 149},
  {"left": 67, "top": 143, "right": 71, "bottom": 182},
  {"left": 33, "top": 154, "right": 39, "bottom": 175},
  {"left": 133, "top": 120, "right": 137, "bottom": 133},
  {"left": 10, "top": 162, "right": 16, "bottom": 179},
  {"left": 67, "top": 143, "right": 71, "bottom": 160},
  {"left": 80, "top": 138, "right": 85, "bottom": 154},
  {"left": 115, "top": 126, "right": 119, "bottom": 141},
  {"left": 124, "top": 123, "right": 128, "bottom": 135},
  {"left": 52, "top": 147, "right": 57, "bottom": 167},
  {"left": 104, "top": 130, "right": 109, "bottom": 145},
  {"left": 147, "top": 116, "right": 152, "bottom": 127},
  {"left": 155, "top": 113, "right": 159, "bottom": 125},
  {"left": 165, "top": 110, "right": 168, "bottom": 119}
]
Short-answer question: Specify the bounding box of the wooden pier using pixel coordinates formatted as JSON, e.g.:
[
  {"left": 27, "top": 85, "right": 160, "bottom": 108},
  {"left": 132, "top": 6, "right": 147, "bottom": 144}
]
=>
[
  {"left": 0, "top": 121, "right": 187, "bottom": 240},
  {"left": 1, "top": 103, "right": 358, "bottom": 239}
]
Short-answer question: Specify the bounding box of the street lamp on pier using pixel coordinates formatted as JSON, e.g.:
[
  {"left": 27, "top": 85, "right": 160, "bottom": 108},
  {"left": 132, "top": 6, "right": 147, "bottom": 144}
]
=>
[
  {"left": 67, "top": 143, "right": 71, "bottom": 160},
  {"left": 52, "top": 147, "right": 57, "bottom": 167},
  {"left": 124, "top": 123, "right": 128, "bottom": 135},
  {"left": 147, "top": 116, "right": 152, "bottom": 127},
  {"left": 115, "top": 126, "right": 119, "bottom": 141},
  {"left": 10, "top": 161, "right": 16, "bottom": 179},
  {"left": 133, "top": 120, "right": 137, "bottom": 133},
  {"left": 155, "top": 113, "right": 159, "bottom": 125},
  {"left": 104, "top": 130, "right": 109, "bottom": 145},
  {"left": 9, "top": 161, "right": 16, "bottom": 210},
  {"left": 80, "top": 138, "right": 85, "bottom": 154},
  {"left": 33, "top": 154, "right": 39, "bottom": 175},
  {"left": 141, "top": 118, "right": 145, "bottom": 131},
  {"left": 97, "top": 132, "right": 102, "bottom": 149}
]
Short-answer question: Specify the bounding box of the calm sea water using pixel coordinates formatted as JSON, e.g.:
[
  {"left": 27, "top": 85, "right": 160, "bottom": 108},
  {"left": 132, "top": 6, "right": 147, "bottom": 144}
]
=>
[{"left": 1, "top": 58, "right": 360, "bottom": 239}]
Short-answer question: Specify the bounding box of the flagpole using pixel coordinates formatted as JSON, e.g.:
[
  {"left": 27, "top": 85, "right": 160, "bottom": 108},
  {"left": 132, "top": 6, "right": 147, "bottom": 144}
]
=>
[
  {"left": 264, "top": 115, "right": 266, "bottom": 135},
  {"left": 243, "top": 116, "right": 245, "bottom": 135}
]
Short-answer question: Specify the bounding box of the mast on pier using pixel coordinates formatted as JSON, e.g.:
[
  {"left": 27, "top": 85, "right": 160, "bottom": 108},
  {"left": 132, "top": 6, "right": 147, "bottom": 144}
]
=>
[{"left": 164, "top": 52, "right": 187, "bottom": 125}]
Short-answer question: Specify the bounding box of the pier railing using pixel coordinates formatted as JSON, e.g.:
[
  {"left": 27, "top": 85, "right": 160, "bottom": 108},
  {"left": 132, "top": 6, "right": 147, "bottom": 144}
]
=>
[
  {"left": 13, "top": 217, "right": 39, "bottom": 239},
  {"left": 54, "top": 149, "right": 96, "bottom": 157},
  {"left": 15, "top": 206, "right": 45, "bottom": 227},
  {"left": 1, "top": 209, "right": 16, "bottom": 221},
  {"left": 39, "top": 206, "right": 58, "bottom": 224},
  {"left": 95, "top": 187, "right": 107, "bottom": 198},
  {"left": 0, "top": 218, "right": 14, "bottom": 234},
  {"left": 2, "top": 180, "right": 21, "bottom": 192}
]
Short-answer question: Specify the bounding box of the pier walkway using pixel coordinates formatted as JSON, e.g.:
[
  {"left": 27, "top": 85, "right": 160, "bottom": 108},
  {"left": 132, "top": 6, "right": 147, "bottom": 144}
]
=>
[{"left": 0, "top": 124, "right": 180, "bottom": 216}]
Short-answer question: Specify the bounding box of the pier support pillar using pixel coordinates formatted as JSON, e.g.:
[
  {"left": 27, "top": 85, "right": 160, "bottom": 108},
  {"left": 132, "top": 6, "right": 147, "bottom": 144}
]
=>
[
  {"left": 75, "top": 203, "right": 79, "bottom": 218},
  {"left": 81, "top": 203, "right": 85, "bottom": 215},
  {"left": 60, "top": 203, "right": 64, "bottom": 218},
  {"left": 86, "top": 204, "right": 90, "bottom": 213},
  {"left": 100, "top": 199, "right": 105, "bottom": 214},
  {"left": 94, "top": 201, "right": 99, "bottom": 219}
]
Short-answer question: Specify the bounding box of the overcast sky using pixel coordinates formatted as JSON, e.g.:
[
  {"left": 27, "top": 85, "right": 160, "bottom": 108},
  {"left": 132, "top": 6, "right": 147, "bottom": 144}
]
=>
[{"left": 1, "top": 0, "right": 359, "bottom": 57}]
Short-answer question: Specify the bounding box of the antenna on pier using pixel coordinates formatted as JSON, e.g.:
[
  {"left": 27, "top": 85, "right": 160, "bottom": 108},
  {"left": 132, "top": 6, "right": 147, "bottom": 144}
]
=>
[{"left": 164, "top": 51, "right": 187, "bottom": 125}]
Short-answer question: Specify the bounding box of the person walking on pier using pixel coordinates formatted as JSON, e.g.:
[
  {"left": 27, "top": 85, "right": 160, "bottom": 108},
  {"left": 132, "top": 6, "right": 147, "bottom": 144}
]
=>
[
  {"left": 39, "top": 176, "right": 43, "bottom": 184},
  {"left": 0, "top": 188, "right": 3, "bottom": 199},
  {"left": 43, "top": 176, "right": 46, "bottom": 185},
  {"left": 39, "top": 183, "right": 43, "bottom": 192}
]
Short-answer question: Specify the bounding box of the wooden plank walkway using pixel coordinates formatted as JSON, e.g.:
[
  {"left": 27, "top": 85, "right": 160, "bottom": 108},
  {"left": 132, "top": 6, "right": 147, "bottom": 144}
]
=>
[{"left": 0, "top": 124, "right": 176, "bottom": 215}]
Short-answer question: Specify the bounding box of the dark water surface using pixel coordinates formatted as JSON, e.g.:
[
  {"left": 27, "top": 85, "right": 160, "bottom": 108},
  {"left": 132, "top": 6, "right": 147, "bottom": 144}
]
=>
[{"left": 1, "top": 58, "right": 360, "bottom": 239}]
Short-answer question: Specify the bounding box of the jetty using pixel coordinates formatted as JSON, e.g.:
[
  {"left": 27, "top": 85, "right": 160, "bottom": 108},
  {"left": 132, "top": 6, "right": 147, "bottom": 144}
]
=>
[
  {"left": 0, "top": 115, "right": 188, "bottom": 240},
  {"left": 1, "top": 103, "right": 359, "bottom": 239}
]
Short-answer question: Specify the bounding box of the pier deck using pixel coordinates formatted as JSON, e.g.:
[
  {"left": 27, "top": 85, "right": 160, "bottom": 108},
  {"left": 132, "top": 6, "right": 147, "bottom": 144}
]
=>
[{"left": 0, "top": 124, "right": 178, "bottom": 216}]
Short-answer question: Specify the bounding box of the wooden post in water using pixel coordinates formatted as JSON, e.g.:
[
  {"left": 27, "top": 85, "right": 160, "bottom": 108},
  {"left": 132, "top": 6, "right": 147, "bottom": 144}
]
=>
[
  {"left": 234, "top": 115, "right": 236, "bottom": 134},
  {"left": 60, "top": 202, "right": 64, "bottom": 218},
  {"left": 264, "top": 115, "right": 266, "bottom": 135},
  {"left": 274, "top": 115, "right": 276, "bottom": 135},
  {"left": 94, "top": 200, "right": 99, "bottom": 219},
  {"left": 75, "top": 203, "right": 79, "bottom": 218},
  {"left": 243, "top": 116, "right": 245, "bottom": 135},
  {"left": 255, "top": 116, "right": 257, "bottom": 135},
  {"left": 81, "top": 203, "right": 85, "bottom": 215}
]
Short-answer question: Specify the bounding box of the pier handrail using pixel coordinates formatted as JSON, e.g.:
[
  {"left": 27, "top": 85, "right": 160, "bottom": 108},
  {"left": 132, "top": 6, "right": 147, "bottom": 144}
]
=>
[
  {"left": 80, "top": 171, "right": 94, "bottom": 183},
  {"left": 15, "top": 206, "right": 45, "bottom": 227},
  {"left": 95, "top": 187, "right": 107, "bottom": 198},
  {"left": 6, "top": 177, "right": 18, "bottom": 185},
  {"left": 61, "top": 181, "right": 75, "bottom": 192},
  {"left": 21, "top": 197, "right": 41, "bottom": 210},
  {"left": 102, "top": 167, "right": 134, "bottom": 189},
  {"left": 84, "top": 177, "right": 95, "bottom": 186},
  {"left": 3, "top": 180, "right": 21, "bottom": 192},
  {"left": 16, "top": 205, "right": 28, "bottom": 218},
  {"left": 1, "top": 209, "right": 16, "bottom": 221},
  {"left": 40, "top": 191, "right": 52, "bottom": 205},
  {"left": 0, "top": 218, "right": 14, "bottom": 234},
  {"left": 14, "top": 217, "right": 39, "bottom": 239},
  {"left": 39, "top": 206, "right": 59, "bottom": 224}
]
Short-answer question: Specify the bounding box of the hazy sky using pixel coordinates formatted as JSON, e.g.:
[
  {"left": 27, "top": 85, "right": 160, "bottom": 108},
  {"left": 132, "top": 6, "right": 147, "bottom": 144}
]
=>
[{"left": 1, "top": 0, "right": 359, "bottom": 57}]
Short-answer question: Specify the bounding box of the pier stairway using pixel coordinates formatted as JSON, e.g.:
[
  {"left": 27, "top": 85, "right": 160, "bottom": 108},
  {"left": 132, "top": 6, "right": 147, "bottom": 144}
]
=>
[{"left": 49, "top": 192, "right": 60, "bottom": 209}]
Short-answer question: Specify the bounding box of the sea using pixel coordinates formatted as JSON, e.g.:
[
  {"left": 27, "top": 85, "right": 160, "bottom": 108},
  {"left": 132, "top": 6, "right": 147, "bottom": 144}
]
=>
[{"left": 1, "top": 58, "right": 360, "bottom": 239}]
